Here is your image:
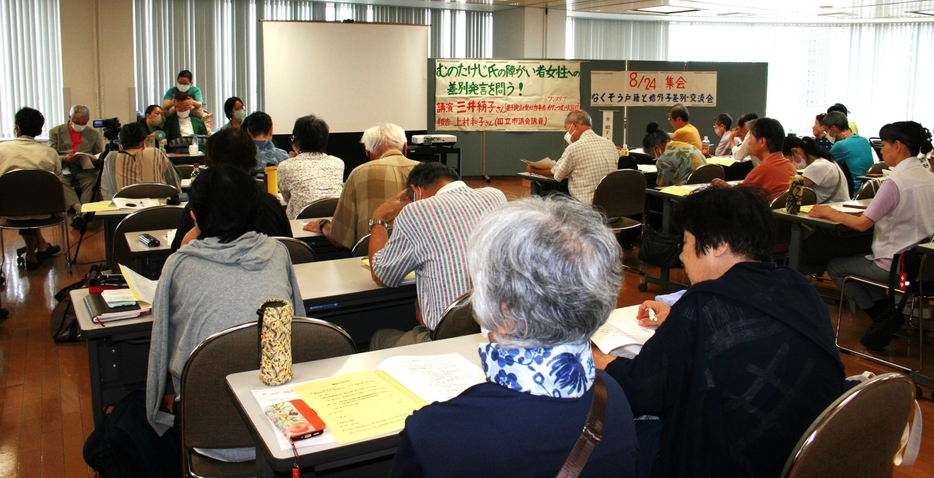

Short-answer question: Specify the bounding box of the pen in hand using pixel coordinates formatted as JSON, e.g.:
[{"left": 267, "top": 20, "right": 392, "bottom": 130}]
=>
[{"left": 647, "top": 308, "right": 658, "bottom": 322}]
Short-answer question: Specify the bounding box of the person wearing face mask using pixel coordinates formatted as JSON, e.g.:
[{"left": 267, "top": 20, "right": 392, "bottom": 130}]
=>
[
  {"left": 161, "top": 70, "right": 203, "bottom": 115},
  {"left": 48, "top": 104, "right": 105, "bottom": 220},
  {"left": 220, "top": 96, "right": 246, "bottom": 131},
  {"left": 367, "top": 161, "right": 507, "bottom": 350},
  {"left": 526, "top": 110, "right": 617, "bottom": 205},
  {"left": 642, "top": 121, "right": 706, "bottom": 187},
  {"left": 276, "top": 114, "right": 344, "bottom": 219},
  {"left": 164, "top": 92, "right": 208, "bottom": 142},
  {"left": 140, "top": 105, "right": 165, "bottom": 134},
  {"left": 791, "top": 136, "right": 850, "bottom": 204}
]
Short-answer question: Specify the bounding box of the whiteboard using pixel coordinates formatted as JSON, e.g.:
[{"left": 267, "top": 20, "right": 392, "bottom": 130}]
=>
[{"left": 262, "top": 21, "right": 428, "bottom": 133}]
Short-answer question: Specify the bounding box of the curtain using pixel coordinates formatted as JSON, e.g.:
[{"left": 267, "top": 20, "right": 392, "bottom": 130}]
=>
[
  {"left": 133, "top": 0, "right": 492, "bottom": 120},
  {"left": 0, "top": 0, "right": 63, "bottom": 138},
  {"left": 568, "top": 18, "right": 668, "bottom": 60}
]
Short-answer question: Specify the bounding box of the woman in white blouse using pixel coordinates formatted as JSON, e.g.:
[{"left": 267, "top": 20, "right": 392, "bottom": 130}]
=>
[{"left": 277, "top": 114, "right": 344, "bottom": 219}]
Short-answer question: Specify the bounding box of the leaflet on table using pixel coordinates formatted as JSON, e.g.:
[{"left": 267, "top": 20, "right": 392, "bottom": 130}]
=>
[
  {"left": 797, "top": 204, "right": 866, "bottom": 215},
  {"left": 637, "top": 164, "right": 657, "bottom": 174},
  {"left": 359, "top": 258, "right": 416, "bottom": 284},
  {"left": 289, "top": 353, "right": 485, "bottom": 445},
  {"left": 118, "top": 264, "right": 157, "bottom": 307},
  {"left": 591, "top": 305, "right": 657, "bottom": 358},
  {"left": 79, "top": 200, "right": 119, "bottom": 213},
  {"left": 705, "top": 157, "right": 737, "bottom": 167},
  {"left": 520, "top": 158, "right": 555, "bottom": 170},
  {"left": 112, "top": 198, "right": 160, "bottom": 209},
  {"left": 251, "top": 386, "right": 337, "bottom": 452},
  {"left": 100, "top": 288, "right": 138, "bottom": 308}
]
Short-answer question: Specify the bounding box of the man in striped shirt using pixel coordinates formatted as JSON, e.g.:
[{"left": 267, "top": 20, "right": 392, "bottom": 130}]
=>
[{"left": 367, "top": 162, "right": 507, "bottom": 349}]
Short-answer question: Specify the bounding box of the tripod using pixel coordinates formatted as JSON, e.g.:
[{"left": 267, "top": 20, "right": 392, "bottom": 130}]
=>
[{"left": 71, "top": 139, "right": 118, "bottom": 264}]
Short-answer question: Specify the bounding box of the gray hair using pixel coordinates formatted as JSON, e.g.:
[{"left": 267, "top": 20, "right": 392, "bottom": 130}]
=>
[
  {"left": 69, "top": 104, "right": 90, "bottom": 119},
  {"left": 565, "top": 110, "right": 592, "bottom": 127},
  {"left": 820, "top": 111, "right": 850, "bottom": 131},
  {"left": 360, "top": 122, "right": 406, "bottom": 155},
  {"left": 467, "top": 196, "right": 622, "bottom": 348}
]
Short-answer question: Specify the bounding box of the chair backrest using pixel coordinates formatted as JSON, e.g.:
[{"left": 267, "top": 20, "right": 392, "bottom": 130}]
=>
[
  {"left": 175, "top": 164, "right": 194, "bottom": 180},
  {"left": 0, "top": 169, "right": 66, "bottom": 217},
  {"left": 296, "top": 197, "right": 339, "bottom": 219},
  {"left": 431, "top": 291, "right": 480, "bottom": 340},
  {"left": 350, "top": 234, "right": 370, "bottom": 257},
  {"left": 111, "top": 206, "right": 185, "bottom": 270},
  {"left": 275, "top": 237, "right": 317, "bottom": 264},
  {"left": 114, "top": 182, "right": 180, "bottom": 199},
  {"left": 780, "top": 372, "right": 915, "bottom": 478},
  {"left": 686, "top": 163, "right": 725, "bottom": 184},
  {"left": 179, "top": 318, "right": 355, "bottom": 462},
  {"left": 869, "top": 137, "right": 884, "bottom": 162},
  {"left": 592, "top": 170, "right": 646, "bottom": 219},
  {"left": 867, "top": 162, "right": 888, "bottom": 175},
  {"left": 856, "top": 178, "right": 884, "bottom": 200},
  {"left": 771, "top": 187, "right": 817, "bottom": 209}
]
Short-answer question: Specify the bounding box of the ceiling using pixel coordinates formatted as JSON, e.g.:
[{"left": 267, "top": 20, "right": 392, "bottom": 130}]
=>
[{"left": 360, "top": 0, "right": 934, "bottom": 21}]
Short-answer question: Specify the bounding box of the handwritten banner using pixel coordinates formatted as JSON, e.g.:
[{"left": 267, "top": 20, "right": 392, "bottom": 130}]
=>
[
  {"left": 435, "top": 60, "right": 581, "bottom": 131},
  {"left": 590, "top": 71, "right": 718, "bottom": 107}
]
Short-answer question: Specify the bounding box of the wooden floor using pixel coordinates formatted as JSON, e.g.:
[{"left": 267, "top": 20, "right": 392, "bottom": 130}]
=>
[{"left": 0, "top": 176, "right": 930, "bottom": 477}]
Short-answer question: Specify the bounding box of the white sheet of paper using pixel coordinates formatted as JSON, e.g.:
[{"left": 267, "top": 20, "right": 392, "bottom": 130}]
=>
[
  {"left": 118, "top": 264, "right": 158, "bottom": 306},
  {"left": 591, "top": 305, "right": 657, "bottom": 357},
  {"left": 377, "top": 353, "right": 486, "bottom": 404},
  {"left": 112, "top": 198, "right": 159, "bottom": 209},
  {"left": 100, "top": 289, "right": 138, "bottom": 308},
  {"left": 250, "top": 386, "right": 337, "bottom": 451}
]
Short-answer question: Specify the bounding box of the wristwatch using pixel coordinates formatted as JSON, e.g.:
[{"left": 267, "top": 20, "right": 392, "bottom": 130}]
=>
[
  {"left": 317, "top": 219, "right": 330, "bottom": 232},
  {"left": 368, "top": 218, "right": 390, "bottom": 232}
]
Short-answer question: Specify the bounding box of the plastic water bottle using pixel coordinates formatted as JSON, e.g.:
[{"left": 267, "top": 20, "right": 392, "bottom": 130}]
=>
[
  {"left": 190, "top": 162, "right": 201, "bottom": 181},
  {"left": 701, "top": 136, "right": 711, "bottom": 157}
]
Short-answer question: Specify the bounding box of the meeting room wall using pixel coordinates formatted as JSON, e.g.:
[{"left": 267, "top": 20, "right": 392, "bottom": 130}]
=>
[
  {"left": 59, "top": 0, "right": 135, "bottom": 127},
  {"left": 426, "top": 59, "right": 768, "bottom": 177}
]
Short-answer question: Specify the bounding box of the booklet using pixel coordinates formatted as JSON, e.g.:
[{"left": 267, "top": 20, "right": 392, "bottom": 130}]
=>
[
  {"left": 84, "top": 293, "right": 149, "bottom": 324},
  {"left": 591, "top": 305, "right": 657, "bottom": 359},
  {"left": 521, "top": 158, "right": 555, "bottom": 170}
]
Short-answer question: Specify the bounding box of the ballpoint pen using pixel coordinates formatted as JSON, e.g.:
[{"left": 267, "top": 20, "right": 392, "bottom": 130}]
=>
[{"left": 647, "top": 308, "right": 658, "bottom": 322}]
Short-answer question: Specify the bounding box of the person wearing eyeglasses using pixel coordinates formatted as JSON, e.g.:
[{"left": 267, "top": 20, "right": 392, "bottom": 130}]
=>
[
  {"left": 277, "top": 114, "right": 344, "bottom": 219},
  {"left": 711, "top": 113, "right": 736, "bottom": 157}
]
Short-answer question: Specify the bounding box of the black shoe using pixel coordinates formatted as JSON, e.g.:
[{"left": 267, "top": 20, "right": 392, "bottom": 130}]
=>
[
  {"left": 36, "top": 245, "right": 61, "bottom": 260},
  {"left": 0, "top": 308, "right": 8, "bottom": 320},
  {"left": 862, "top": 299, "right": 892, "bottom": 324},
  {"left": 25, "top": 258, "right": 41, "bottom": 270},
  {"left": 860, "top": 314, "right": 905, "bottom": 351},
  {"left": 70, "top": 215, "right": 84, "bottom": 230}
]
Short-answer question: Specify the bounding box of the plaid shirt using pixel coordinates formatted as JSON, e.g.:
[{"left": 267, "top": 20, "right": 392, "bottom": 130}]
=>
[
  {"left": 372, "top": 182, "right": 507, "bottom": 329},
  {"left": 329, "top": 150, "right": 418, "bottom": 249},
  {"left": 551, "top": 129, "right": 618, "bottom": 205}
]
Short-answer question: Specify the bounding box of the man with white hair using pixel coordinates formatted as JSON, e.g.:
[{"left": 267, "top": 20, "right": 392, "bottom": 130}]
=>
[
  {"left": 306, "top": 122, "right": 418, "bottom": 250},
  {"left": 49, "top": 104, "right": 104, "bottom": 224}
]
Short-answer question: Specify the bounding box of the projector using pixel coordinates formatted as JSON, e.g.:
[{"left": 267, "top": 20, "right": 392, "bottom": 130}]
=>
[{"left": 411, "top": 134, "right": 457, "bottom": 145}]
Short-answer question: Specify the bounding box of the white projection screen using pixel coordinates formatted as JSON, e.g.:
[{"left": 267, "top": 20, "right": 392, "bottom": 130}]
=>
[{"left": 262, "top": 21, "right": 429, "bottom": 133}]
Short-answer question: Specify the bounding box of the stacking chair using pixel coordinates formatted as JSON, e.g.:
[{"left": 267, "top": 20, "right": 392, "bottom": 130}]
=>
[
  {"left": 592, "top": 170, "right": 646, "bottom": 273},
  {"left": 432, "top": 291, "right": 480, "bottom": 341},
  {"left": 175, "top": 164, "right": 194, "bottom": 180},
  {"left": 686, "top": 163, "right": 725, "bottom": 184},
  {"left": 114, "top": 182, "right": 180, "bottom": 199},
  {"left": 178, "top": 317, "right": 356, "bottom": 477},
  {"left": 867, "top": 162, "right": 889, "bottom": 175},
  {"left": 351, "top": 234, "right": 371, "bottom": 257},
  {"left": 855, "top": 178, "right": 883, "bottom": 200},
  {"left": 770, "top": 187, "right": 817, "bottom": 210},
  {"left": 834, "top": 241, "right": 934, "bottom": 370},
  {"left": 869, "top": 137, "right": 884, "bottom": 162},
  {"left": 111, "top": 206, "right": 185, "bottom": 273},
  {"left": 780, "top": 373, "right": 919, "bottom": 478},
  {"left": 275, "top": 237, "right": 318, "bottom": 264},
  {"left": 297, "top": 197, "right": 339, "bottom": 219},
  {"left": 0, "top": 169, "right": 71, "bottom": 270}
]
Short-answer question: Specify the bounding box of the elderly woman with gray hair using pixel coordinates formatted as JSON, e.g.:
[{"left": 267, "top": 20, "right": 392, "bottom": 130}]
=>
[{"left": 388, "top": 196, "right": 638, "bottom": 478}]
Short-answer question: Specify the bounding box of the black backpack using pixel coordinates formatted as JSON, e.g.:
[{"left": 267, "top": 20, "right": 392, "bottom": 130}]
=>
[
  {"left": 50, "top": 265, "right": 103, "bottom": 342},
  {"left": 83, "top": 389, "right": 181, "bottom": 478}
]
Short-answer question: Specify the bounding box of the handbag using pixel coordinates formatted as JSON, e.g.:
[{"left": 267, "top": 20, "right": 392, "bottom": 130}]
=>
[
  {"left": 639, "top": 225, "right": 683, "bottom": 268},
  {"left": 556, "top": 375, "right": 608, "bottom": 478}
]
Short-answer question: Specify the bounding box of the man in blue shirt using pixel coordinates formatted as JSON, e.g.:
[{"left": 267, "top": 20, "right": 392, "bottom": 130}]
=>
[
  {"left": 243, "top": 112, "right": 289, "bottom": 173},
  {"left": 822, "top": 111, "right": 875, "bottom": 195}
]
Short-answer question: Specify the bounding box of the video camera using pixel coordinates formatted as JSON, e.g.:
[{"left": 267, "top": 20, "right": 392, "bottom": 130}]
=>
[{"left": 93, "top": 117, "right": 121, "bottom": 141}]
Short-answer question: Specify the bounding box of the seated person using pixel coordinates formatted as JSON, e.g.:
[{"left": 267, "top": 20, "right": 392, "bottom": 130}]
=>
[
  {"left": 146, "top": 165, "right": 303, "bottom": 461},
  {"left": 243, "top": 111, "right": 289, "bottom": 174},
  {"left": 48, "top": 104, "right": 105, "bottom": 218},
  {"left": 368, "top": 162, "right": 506, "bottom": 349},
  {"left": 220, "top": 96, "right": 245, "bottom": 131},
  {"left": 712, "top": 113, "right": 737, "bottom": 156},
  {"left": 277, "top": 114, "right": 344, "bottom": 219},
  {"left": 170, "top": 128, "right": 291, "bottom": 251},
  {"left": 164, "top": 92, "right": 208, "bottom": 142},
  {"left": 782, "top": 135, "right": 808, "bottom": 170},
  {"left": 716, "top": 117, "right": 797, "bottom": 201},
  {"left": 828, "top": 102, "right": 858, "bottom": 135},
  {"left": 101, "top": 122, "right": 181, "bottom": 200},
  {"left": 161, "top": 69, "right": 203, "bottom": 115},
  {"left": 643, "top": 121, "right": 706, "bottom": 187},
  {"left": 794, "top": 136, "right": 850, "bottom": 203},
  {"left": 0, "top": 107, "right": 62, "bottom": 269},
  {"left": 139, "top": 104, "right": 165, "bottom": 135},
  {"left": 730, "top": 113, "right": 758, "bottom": 163},
  {"left": 809, "top": 121, "right": 934, "bottom": 350},
  {"left": 812, "top": 113, "right": 834, "bottom": 151},
  {"left": 389, "top": 196, "right": 638, "bottom": 477},
  {"left": 306, "top": 122, "right": 418, "bottom": 250},
  {"left": 594, "top": 185, "right": 847, "bottom": 477},
  {"left": 821, "top": 111, "right": 874, "bottom": 195},
  {"left": 667, "top": 103, "right": 702, "bottom": 150}
]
